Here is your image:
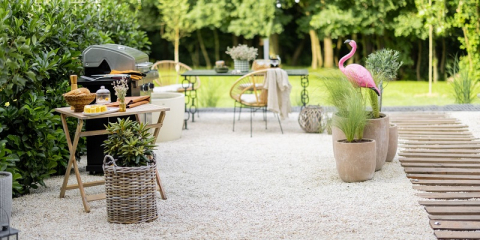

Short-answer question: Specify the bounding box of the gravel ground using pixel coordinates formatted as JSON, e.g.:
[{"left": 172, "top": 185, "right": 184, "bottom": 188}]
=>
[{"left": 11, "top": 110, "right": 479, "bottom": 239}]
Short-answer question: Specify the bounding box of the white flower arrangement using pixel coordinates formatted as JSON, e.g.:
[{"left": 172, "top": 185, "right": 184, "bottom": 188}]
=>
[
  {"left": 226, "top": 44, "right": 258, "bottom": 61},
  {"left": 112, "top": 76, "right": 129, "bottom": 102}
]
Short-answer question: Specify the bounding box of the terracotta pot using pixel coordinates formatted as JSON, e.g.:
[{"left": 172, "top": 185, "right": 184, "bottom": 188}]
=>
[
  {"left": 332, "top": 113, "right": 390, "bottom": 171},
  {"left": 386, "top": 124, "right": 398, "bottom": 162},
  {"left": 333, "top": 139, "right": 376, "bottom": 182}
]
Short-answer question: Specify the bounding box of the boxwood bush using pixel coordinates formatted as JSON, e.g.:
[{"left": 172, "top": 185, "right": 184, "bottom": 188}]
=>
[{"left": 0, "top": 0, "right": 150, "bottom": 195}]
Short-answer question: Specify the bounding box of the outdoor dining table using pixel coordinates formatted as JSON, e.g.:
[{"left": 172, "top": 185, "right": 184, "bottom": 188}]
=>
[
  {"left": 181, "top": 69, "right": 309, "bottom": 127},
  {"left": 55, "top": 104, "right": 169, "bottom": 213}
]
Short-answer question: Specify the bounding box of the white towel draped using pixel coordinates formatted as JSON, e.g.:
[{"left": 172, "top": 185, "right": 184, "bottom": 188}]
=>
[{"left": 263, "top": 68, "right": 292, "bottom": 119}]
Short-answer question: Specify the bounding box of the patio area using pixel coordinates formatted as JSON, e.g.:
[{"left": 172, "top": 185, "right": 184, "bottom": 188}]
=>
[{"left": 10, "top": 110, "right": 479, "bottom": 239}]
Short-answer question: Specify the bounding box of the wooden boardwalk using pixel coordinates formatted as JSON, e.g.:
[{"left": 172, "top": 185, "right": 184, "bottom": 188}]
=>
[{"left": 392, "top": 112, "right": 480, "bottom": 240}]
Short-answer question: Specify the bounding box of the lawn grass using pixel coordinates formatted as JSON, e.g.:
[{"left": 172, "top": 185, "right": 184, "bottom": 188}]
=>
[{"left": 190, "top": 67, "right": 480, "bottom": 108}]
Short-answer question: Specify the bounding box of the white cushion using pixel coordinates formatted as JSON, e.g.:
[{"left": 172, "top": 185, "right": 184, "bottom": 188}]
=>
[{"left": 240, "top": 94, "right": 258, "bottom": 103}]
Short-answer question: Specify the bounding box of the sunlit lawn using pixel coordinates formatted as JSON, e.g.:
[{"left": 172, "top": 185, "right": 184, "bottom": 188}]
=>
[{"left": 193, "top": 67, "right": 479, "bottom": 108}]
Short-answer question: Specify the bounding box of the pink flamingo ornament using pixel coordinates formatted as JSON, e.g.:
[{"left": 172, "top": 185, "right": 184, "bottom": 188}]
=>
[{"left": 339, "top": 40, "right": 380, "bottom": 96}]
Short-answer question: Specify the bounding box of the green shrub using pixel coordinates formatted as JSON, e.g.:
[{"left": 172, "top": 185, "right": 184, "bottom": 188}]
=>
[
  {"left": 103, "top": 118, "right": 156, "bottom": 167},
  {"left": 449, "top": 57, "right": 478, "bottom": 104},
  {"left": 0, "top": 0, "right": 150, "bottom": 195}
]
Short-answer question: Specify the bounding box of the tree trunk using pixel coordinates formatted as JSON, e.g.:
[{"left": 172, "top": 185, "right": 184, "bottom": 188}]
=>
[
  {"left": 361, "top": 36, "right": 368, "bottom": 63},
  {"left": 233, "top": 35, "right": 238, "bottom": 46},
  {"left": 428, "top": 24, "right": 433, "bottom": 94},
  {"left": 324, "top": 36, "right": 334, "bottom": 68},
  {"left": 269, "top": 33, "right": 280, "bottom": 57},
  {"left": 309, "top": 30, "right": 317, "bottom": 69},
  {"left": 315, "top": 34, "right": 323, "bottom": 67},
  {"left": 433, "top": 43, "right": 438, "bottom": 83},
  {"left": 174, "top": 28, "right": 179, "bottom": 63},
  {"left": 214, "top": 29, "right": 220, "bottom": 61},
  {"left": 440, "top": 37, "right": 446, "bottom": 76},
  {"left": 197, "top": 30, "right": 211, "bottom": 68},
  {"left": 292, "top": 38, "right": 306, "bottom": 66},
  {"left": 334, "top": 37, "right": 342, "bottom": 66},
  {"left": 193, "top": 44, "right": 200, "bottom": 68},
  {"left": 417, "top": 40, "right": 422, "bottom": 81},
  {"left": 352, "top": 34, "right": 358, "bottom": 64}
]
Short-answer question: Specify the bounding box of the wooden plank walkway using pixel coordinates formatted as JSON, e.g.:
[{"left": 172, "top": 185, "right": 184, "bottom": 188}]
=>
[{"left": 391, "top": 112, "right": 480, "bottom": 239}]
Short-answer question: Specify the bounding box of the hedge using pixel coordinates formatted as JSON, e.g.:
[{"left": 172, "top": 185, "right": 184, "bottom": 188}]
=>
[{"left": 0, "top": 0, "right": 150, "bottom": 195}]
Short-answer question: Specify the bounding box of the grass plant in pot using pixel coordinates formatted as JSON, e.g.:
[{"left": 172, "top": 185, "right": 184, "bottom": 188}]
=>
[
  {"left": 102, "top": 118, "right": 158, "bottom": 224},
  {"left": 325, "top": 77, "right": 376, "bottom": 182},
  {"left": 225, "top": 44, "right": 258, "bottom": 72}
]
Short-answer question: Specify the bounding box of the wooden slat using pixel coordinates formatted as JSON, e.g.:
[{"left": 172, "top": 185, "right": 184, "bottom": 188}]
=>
[
  {"left": 418, "top": 192, "right": 480, "bottom": 199},
  {"left": 400, "top": 153, "right": 480, "bottom": 158},
  {"left": 402, "top": 149, "right": 480, "bottom": 154},
  {"left": 412, "top": 180, "right": 480, "bottom": 186},
  {"left": 413, "top": 186, "right": 480, "bottom": 192},
  {"left": 426, "top": 206, "right": 480, "bottom": 215},
  {"left": 400, "top": 158, "right": 480, "bottom": 164},
  {"left": 408, "top": 174, "right": 480, "bottom": 180},
  {"left": 405, "top": 167, "right": 480, "bottom": 174},
  {"left": 401, "top": 140, "right": 480, "bottom": 145},
  {"left": 430, "top": 215, "right": 480, "bottom": 221},
  {"left": 65, "top": 180, "right": 105, "bottom": 190},
  {"left": 430, "top": 220, "right": 480, "bottom": 230},
  {"left": 398, "top": 125, "right": 468, "bottom": 129},
  {"left": 420, "top": 201, "right": 480, "bottom": 206},
  {"left": 400, "top": 137, "right": 477, "bottom": 141},
  {"left": 86, "top": 193, "right": 106, "bottom": 202},
  {"left": 402, "top": 163, "right": 480, "bottom": 168},
  {"left": 392, "top": 119, "right": 459, "bottom": 123},
  {"left": 399, "top": 131, "right": 470, "bottom": 135},
  {"left": 401, "top": 145, "right": 480, "bottom": 149}
]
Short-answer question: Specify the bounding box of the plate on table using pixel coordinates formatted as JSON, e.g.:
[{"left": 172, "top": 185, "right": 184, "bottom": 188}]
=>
[{"left": 83, "top": 107, "right": 119, "bottom": 116}]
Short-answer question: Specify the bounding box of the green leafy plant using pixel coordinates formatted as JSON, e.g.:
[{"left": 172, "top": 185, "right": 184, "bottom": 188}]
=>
[
  {"left": 365, "top": 49, "right": 403, "bottom": 117},
  {"left": 324, "top": 76, "right": 367, "bottom": 142},
  {"left": 103, "top": 118, "right": 157, "bottom": 167},
  {"left": 225, "top": 44, "right": 258, "bottom": 61},
  {"left": 449, "top": 57, "right": 478, "bottom": 104},
  {"left": 0, "top": 0, "right": 150, "bottom": 195}
]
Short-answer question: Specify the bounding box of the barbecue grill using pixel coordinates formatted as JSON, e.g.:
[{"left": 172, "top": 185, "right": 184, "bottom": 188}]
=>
[{"left": 79, "top": 44, "right": 155, "bottom": 173}]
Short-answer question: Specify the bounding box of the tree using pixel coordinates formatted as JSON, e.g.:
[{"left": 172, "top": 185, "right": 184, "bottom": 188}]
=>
[
  {"left": 296, "top": 0, "right": 324, "bottom": 69},
  {"left": 157, "top": 0, "right": 195, "bottom": 63}
]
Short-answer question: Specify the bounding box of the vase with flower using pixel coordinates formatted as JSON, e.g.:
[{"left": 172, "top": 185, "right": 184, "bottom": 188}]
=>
[
  {"left": 225, "top": 44, "right": 258, "bottom": 72},
  {"left": 112, "top": 77, "right": 129, "bottom": 112}
]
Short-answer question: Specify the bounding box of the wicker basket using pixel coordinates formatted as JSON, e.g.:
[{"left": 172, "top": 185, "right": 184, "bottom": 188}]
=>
[
  {"left": 63, "top": 93, "right": 96, "bottom": 112},
  {"left": 103, "top": 155, "right": 158, "bottom": 224},
  {"left": 298, "top": 105, "right": 324, "bottom": 133}
]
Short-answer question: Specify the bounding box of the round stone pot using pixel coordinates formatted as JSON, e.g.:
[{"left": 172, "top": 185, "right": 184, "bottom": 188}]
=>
[
  {"left": 332, "top": 113, "right": 390, "bottom": 171},
  {"left": 386, "top": 124, "right": 398, "bottom": 162},
  {"left": 333, "top": 139, "right": 376, "bottom": 182},
  {"left": 0, "top": 171, "right": 12, "bottom": 228}
]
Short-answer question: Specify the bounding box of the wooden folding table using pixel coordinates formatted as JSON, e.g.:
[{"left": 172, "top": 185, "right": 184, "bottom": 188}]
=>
[{"left": 55, "top": 104, "right": 170, "bottom": 213}]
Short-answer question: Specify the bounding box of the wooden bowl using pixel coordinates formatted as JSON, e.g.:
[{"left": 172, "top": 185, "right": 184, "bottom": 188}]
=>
[{"left": 63, "top": 93, "right": 96, "bottom": 112}]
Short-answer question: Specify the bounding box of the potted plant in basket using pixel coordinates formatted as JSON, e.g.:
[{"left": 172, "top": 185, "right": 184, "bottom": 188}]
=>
[
  {"left": 225, "top": 44, "right": 258, "bottom": 72},
  {"left": 102, "top": 117, "right": 158, "bottom": 224},
  {"left": 325, "top": 76, "right": 376, "bottom": 182}
]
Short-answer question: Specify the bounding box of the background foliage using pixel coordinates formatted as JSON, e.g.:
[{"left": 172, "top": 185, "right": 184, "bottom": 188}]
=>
[{"left": 0, "top": 0, "right": 150, "bottom": 195}]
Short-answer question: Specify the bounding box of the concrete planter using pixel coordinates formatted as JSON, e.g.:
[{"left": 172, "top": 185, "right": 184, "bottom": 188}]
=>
[
  {"left": 0, "top": 171, "right": 12, "bottom": 228},
  {"left": 332, "top": 113, "right": 390, "bottom": 171},
  {"left": 386, "top": 124, "right": 398, "bottom": 162},
  {"left": 151, "top": 92, "right": 185, "bottom": 142},
  {"left": 333, "top": 139, "right": 376, "bottom": 182}
]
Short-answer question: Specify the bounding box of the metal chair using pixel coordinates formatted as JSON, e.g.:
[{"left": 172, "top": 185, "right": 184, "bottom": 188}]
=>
[{"left": 229, "top": 69, "right": 283, "bottom": 137}]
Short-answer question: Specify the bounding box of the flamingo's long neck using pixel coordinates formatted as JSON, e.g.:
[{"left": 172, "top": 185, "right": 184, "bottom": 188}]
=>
[{"left": 339, "top": 43, "right": 357, "bottom": 72}]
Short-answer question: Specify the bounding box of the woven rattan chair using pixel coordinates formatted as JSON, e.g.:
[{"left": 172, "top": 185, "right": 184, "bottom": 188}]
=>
[
  {"left": 230, "top": 69, "right": 283, "bottom": 137},
  {"left": 151, "top": 60, "right": 200, "bottom": 92}
]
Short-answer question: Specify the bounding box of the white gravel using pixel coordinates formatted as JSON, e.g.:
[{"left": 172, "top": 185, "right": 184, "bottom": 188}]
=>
[{"left": 12, "top": 111, "right": 478, "bottom": 239}]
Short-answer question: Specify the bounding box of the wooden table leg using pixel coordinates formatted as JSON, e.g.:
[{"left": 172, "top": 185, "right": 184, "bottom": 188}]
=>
[
  {"left": 59, "top": 118, "right": 91, "bottom": 212},
  {"left": 154, "top": 111, "right": 167, "bottom": 199}
]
